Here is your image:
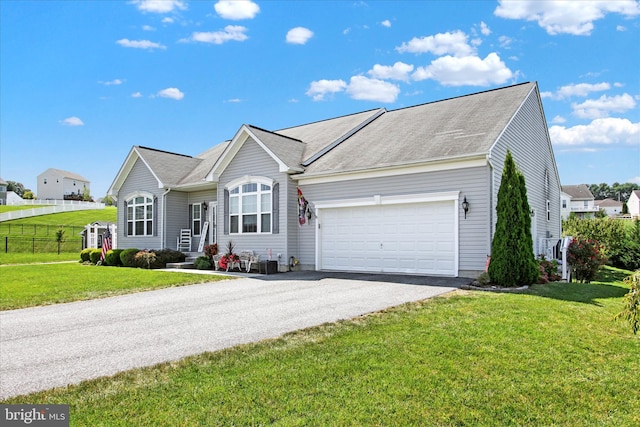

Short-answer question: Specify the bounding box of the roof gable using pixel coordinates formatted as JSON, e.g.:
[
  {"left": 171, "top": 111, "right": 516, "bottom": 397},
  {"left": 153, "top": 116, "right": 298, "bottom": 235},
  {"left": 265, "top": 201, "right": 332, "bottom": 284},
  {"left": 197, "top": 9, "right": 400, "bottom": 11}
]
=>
[
  {"left": 562, "top": 184, "right": 594, "bottom": 200},
  {"left": 38, "top": 168, "right": 89, "bottom": 182}
]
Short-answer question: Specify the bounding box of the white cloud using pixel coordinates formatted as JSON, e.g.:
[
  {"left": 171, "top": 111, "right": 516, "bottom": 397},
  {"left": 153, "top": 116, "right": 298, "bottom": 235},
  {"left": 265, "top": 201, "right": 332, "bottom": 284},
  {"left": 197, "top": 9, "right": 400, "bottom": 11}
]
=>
[
  {"left": 480, "top": 21, "right": 491, "bottom": 35},
  {"left": 61, "top": 116, "right": 84, "bottom": 126},
  {"left": 396, "top": 30, "right": 475, "bottom": 57},
  {"left": 116, "top": 38, "right": 166, "bottom": 49},
  {"left": 162, "top": 17, "right": 174, "bottom": 24},
  {"left": 131, "top": 92, "right": 143, "bottom": 98},
  {"left": 214, "top": 0, "right": 260, "bottom": 20},
  {"left": 498, "top": 35, "right": 513, "bottom": 48},
  {"left": 346, "top": 76, "right": 400, "bottom": 103},
  {"left": 617, "top": 25, "right": 628, "bottom": 31},
  {"left": 142, "top": 25, "right": 155, "bottom": 31},
  {"left": 572, "top": 93, "right": 636, "bottom": 119},
  {"left": 494, "top": 0, "right": 640, "bottom": 35},
  {"left": 224, "top": 98, "right": 242, "bottom": 103},
  {"left": 547, "top": 82, "right": 611, "bottom": 99},
  {"left": 306, "top": 79, "right": 347, "bottom": 101},
  {"left": 630, "top": 176, "right": 640, "bottom": 184},
  {"left": 551, "top": 115, "right": 566, "bottom": 124},
  {"left": 549, "top": 117, "right": 640, "bottom": 145},
  {"left": 99, "top": 79, "right": 124, "bottom": 86},
  {"left": 286, "top": 27, "right": 314, "bottom": 45},
  {"left": 157, "top": 87, "right": 184, "bottom": 100},
  {"left": 367, "top": 62, "right": 414, "bottom": 82},
  {"left": 412, "top": 52, "right": 514, "bottom": 87},
  {"left": 131, "top": 0, "right": 186, "bottom": 14},
  {"left": 191, "top": 26, "right": 248, "bottom": 44},
  {"left": 381, "top": 19, "right": 391, "bottom": 28}
]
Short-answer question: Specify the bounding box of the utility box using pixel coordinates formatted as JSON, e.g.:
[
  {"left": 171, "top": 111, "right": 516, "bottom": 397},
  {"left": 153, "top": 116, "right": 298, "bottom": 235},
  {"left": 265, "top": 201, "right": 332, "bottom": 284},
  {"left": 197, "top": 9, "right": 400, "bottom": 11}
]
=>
[{"left": 259, "top": 260, "right": 278, "bottom": 274}]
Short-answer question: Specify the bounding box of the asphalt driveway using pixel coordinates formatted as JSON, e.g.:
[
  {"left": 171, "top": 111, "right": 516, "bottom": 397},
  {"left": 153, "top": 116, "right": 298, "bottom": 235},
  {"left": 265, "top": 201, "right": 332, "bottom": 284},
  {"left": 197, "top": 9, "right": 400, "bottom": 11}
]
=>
[{"left": 0, "top": 271, "right": 468, "bottom": 399}]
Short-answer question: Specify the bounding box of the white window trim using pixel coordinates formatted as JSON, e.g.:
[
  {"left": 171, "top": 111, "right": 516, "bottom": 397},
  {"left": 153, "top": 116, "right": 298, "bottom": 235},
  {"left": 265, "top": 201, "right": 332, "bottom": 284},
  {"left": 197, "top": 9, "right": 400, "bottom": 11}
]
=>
[
  {"left": 227, "top": 176, "right": 273, "bottom": 235},
  {"left": 192, "top": 203, "right": 202, "bottom": 236},
  {"left": 125, "top": 191, "right": 155, "bottom": 237}
]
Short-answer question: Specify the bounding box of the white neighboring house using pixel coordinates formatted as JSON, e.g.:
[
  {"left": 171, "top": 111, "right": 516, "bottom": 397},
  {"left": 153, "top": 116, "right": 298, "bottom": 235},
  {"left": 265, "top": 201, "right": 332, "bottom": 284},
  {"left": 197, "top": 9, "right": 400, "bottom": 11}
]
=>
[
  {"left": 594, "top": 198, "right": 623, "bottom": 217},
  {"left": 0, "top": 176, "right": 6, "bottom": 205},
  {"left": 628, "top": 190, "right": 640, "bottom": 219},
  {"left": 37, "top": 168, "right": 90, "bottom": 201},
  {"left": 561, "top": 185, "right": 598, "bottom": 219}
]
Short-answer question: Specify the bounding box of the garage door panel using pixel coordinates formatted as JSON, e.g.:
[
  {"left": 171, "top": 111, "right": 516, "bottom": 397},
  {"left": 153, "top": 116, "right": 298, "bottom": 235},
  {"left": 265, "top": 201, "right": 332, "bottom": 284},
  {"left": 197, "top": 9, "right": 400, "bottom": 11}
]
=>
[{"left": 320, "top": 201, "right": 456, "bottom": 276}]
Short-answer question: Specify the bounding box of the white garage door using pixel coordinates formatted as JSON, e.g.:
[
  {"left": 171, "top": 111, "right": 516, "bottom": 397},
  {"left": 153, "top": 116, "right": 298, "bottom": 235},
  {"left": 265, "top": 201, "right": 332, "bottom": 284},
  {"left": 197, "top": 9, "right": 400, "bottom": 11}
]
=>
[{"left": 320, "top": 200, "right": 457, "bottom": 276}]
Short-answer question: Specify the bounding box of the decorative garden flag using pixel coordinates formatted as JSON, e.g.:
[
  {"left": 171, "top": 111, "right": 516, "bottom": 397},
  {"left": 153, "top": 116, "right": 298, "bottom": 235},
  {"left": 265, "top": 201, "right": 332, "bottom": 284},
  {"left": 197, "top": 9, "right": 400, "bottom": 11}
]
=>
[{"left": 297, "top": 187, "right": 308, "bottom": 226}]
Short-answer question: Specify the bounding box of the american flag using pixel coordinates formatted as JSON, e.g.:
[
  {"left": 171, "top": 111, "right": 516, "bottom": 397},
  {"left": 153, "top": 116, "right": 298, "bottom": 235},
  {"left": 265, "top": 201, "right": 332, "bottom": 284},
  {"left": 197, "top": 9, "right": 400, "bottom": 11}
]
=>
[{"left": 100, "top": 226, "right": 112, "bottom": 262}]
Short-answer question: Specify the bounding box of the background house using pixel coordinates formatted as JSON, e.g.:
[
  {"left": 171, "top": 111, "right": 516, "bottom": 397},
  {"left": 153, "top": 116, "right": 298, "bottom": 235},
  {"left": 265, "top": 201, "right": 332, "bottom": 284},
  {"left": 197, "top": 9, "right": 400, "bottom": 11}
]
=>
[
  {"left": 109, "top": 82, "right": 561, "bottom": 278},
  {"left": 594, "top": 198, "right": 623, "bottom": 217},
  {"left": 561, "top": 184, "right": 598, "bottom": 219},
  {"left": 0, "top": 177, "right": 6, "bottom": 205},
  {"left": 37, "top": 168, "right": 90, "bottom": 201}
]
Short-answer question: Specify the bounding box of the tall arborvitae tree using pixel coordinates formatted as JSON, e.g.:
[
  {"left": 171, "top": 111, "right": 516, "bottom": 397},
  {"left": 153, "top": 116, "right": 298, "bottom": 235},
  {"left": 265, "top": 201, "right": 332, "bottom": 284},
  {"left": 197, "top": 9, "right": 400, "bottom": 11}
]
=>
[{"left": 488, "top": 150, "right": 538, "bottom": 287}]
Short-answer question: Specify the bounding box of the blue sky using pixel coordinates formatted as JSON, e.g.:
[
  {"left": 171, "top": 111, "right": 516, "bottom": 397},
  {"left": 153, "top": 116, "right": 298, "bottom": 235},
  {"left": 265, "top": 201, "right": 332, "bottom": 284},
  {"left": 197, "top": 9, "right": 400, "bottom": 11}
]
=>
[{"left": 1, "top": 0, "right": 639, "bottom": 199}]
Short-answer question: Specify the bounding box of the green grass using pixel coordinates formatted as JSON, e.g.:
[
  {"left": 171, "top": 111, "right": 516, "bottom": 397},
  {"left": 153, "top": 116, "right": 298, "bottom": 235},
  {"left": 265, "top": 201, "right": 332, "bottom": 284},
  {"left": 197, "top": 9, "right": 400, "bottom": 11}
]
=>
[
  {"left": 0, "top": 263, "right": 233, "bottom": 310},
  {"left": 0, "top": 207, "right": 116, "bottom": 234},
  {"left": 2, "top": 267, "right": 637, "bottom": 426},
  {"left": 0, "top": 252, "right": 79, "bottom": 265}
]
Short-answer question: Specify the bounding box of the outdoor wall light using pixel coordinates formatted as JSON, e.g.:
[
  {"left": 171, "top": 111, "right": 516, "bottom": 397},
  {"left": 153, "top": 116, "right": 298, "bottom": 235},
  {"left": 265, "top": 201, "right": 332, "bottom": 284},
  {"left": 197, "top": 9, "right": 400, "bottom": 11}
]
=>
[
  {"left": 306, "top": 208, "right": 312, "bottom": 220},
  {"left": 462, "top": 196, "right": 470, "bottom": 219},
  {"left": 202, "top": 202, "right": 208, "bottom": 212}
]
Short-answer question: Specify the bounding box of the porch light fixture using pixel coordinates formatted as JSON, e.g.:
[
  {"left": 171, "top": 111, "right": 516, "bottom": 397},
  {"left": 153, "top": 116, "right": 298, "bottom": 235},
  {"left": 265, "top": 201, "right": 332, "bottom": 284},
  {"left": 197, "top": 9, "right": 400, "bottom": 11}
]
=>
[
  {"left": 202, "top": 202, "right": 208, "bottom": 212},
  {"left": 306, "top": 208, "right": 312, "bottom": 220},
  {"left": 462, "top": 196, "right": 469, "bottom": 219}
]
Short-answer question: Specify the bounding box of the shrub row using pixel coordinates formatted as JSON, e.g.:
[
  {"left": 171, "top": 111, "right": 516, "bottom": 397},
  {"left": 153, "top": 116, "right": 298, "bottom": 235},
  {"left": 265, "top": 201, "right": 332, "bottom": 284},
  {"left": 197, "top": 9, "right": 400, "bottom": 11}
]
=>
[{"left": 80, "top": 248, "right": 185, "bottom": 269}]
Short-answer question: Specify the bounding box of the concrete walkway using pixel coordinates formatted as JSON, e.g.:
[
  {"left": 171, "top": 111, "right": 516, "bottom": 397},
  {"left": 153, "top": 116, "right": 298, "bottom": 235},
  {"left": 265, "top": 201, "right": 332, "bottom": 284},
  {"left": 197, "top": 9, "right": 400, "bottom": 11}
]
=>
[{"left": 0, "top": 272, "right": 468, "bottom": 399}]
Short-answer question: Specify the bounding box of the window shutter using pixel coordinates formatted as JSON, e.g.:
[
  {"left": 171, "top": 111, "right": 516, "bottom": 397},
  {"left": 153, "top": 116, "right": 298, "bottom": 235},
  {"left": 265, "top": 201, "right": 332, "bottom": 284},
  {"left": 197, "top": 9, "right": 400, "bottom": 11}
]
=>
[
  {"left": 153, "top": 197, "right": 158, "bottom": 236},
  {"left": 123, "top": 200, "right": 128, "bottom": 236},
  {"left": 272, "top": 183, "right": 279, "bottom": 234},
  {"left": 189, "top": 204, "right": 193, "bottom": 235},
  {"left": 223, "top": 189, "right": 229, "bottom": 235}
]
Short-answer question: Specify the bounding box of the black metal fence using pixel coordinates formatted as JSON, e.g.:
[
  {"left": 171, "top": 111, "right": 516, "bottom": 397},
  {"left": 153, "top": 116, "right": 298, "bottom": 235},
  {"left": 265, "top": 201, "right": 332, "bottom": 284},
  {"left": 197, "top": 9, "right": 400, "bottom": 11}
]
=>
[
  {"left": 0, "top": 224, "right": 85, "bottom": 236},
  {"left": 2, "top": 236, "right": 83, "bottom": 253}
]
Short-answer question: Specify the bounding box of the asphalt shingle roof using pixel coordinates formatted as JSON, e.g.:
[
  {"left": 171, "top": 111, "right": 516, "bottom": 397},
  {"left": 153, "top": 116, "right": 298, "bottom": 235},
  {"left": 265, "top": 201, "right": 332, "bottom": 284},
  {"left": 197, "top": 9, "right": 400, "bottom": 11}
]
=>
[{"left": 562, "top": 184, "right": 594, "bottom": 200}]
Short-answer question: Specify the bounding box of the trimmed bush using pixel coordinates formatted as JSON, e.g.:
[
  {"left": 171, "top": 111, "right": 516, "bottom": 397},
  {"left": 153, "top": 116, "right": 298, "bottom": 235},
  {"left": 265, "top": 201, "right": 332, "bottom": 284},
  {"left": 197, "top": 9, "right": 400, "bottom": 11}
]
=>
[
  {"left": 537, "top": 256, "right": 561, "bottom": 284},
  {"left": 80, "top": 248, "right": 92, "bottom": 262},
  {"left": 194, "top": 256, "right": 213, "bottom": 270},
  {"left": 615, "top": 271, "right": 640, "bottom": 335},
  {"left": 134, "top": 250, "right": 157, "bottom": 269},
  {"left": 152, "top": 249, "right": 186, "bottom": 269},
  {"left": 104, "top": 249, "right": 124, "bottom": 267},
  {"left": 89, "top": 249, "right": 103, "bottom": 265},
  {"left": 120, "top": 248, "right": 140, "bottom": 267}
]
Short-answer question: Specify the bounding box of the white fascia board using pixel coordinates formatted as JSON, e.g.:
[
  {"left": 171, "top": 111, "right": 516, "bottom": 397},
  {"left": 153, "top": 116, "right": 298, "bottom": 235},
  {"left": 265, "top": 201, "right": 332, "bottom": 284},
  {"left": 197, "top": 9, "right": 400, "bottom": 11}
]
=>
[
  {"left": 295, "top": 156, "right": 486, "bottom": 186},
  {"left": 313, "top": 190, "right": 460, "bottom": 209},
  {"left": 109, "top": 147, "right": 164, "bottom": 194},
  {"left": 206, "top": 126, "right": 303, "bottom": 181}
]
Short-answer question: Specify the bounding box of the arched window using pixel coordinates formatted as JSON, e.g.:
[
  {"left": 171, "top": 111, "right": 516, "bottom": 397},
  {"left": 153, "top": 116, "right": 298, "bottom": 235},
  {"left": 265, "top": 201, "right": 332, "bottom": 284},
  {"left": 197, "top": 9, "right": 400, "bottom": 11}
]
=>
[
  {"left": 126, "top": 193, "right": 154, "bottom": 236},
  {"left": 227, "top": 177, "right": 272, "bottom": 234}
]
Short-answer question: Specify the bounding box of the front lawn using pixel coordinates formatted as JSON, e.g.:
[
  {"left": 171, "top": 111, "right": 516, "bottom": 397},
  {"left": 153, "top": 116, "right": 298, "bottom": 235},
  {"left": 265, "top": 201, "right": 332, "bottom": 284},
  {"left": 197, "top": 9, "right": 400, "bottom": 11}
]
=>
[
  {"left": 0, "top": 263, "right": 233, "bottom": 310},
  {"left": 2, "top": 267, "right": 637, "bottom": 425},
  {"left": 0, "top": 252, "right": 79, "bottom": 265}
]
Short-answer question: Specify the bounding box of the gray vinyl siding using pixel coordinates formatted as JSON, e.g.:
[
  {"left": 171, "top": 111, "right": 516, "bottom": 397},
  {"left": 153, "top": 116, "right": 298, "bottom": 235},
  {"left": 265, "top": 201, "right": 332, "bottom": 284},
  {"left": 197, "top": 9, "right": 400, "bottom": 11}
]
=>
[
  {"left": 117, "top": 158, "right": 163, "bottom": 250},
  {"left": 296, "top": 166, "right": 491, "bottom": 274},
  {"left": 164, "top": 191, "right": 188, "bottom": 250},
  {"left": 490, "top": 88, "right": 562, "bottom": 255},
  {"left": 218, "top": 137, "right": 293, "bottom": 264}
]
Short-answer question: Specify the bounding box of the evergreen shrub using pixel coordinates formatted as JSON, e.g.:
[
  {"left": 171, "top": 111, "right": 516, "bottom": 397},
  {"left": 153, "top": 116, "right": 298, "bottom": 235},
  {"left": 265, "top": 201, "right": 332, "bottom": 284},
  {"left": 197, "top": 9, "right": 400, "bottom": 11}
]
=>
[
  {"left": 89, "top": 249, "right": 103, "bottom": 265},
  {"left": 104, "top": 249, "right": 124, "bottom": 266},
  {"left": 120, "top": 248, "right": 140, "bottom": 267},
  {"left": 80, "top": 248, "right": 92, "bottom": 263}
]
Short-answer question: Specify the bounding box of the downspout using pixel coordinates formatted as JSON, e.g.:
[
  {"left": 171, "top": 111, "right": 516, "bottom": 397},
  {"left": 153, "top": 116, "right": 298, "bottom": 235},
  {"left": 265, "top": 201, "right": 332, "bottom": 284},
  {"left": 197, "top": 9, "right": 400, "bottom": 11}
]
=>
[
  {"left": 161, "top": 188, "right": 171, "bottom": 249},
  {"left": 486, "top": 154, "right": 494, "bottom": 257}
]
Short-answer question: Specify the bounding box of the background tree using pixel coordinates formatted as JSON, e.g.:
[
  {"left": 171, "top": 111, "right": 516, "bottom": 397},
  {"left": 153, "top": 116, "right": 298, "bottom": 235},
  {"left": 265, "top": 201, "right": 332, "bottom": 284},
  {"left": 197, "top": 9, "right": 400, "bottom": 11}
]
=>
[
  {"left": 81, "top": 186, "right": 93, "bottom": 202},
  {"left": 588, "top": 182, "right": 639, "bottom": 201},
  {"left": 22, "top": 190, "right": 35, "bottom": 199},
  {"left": 7, "top": 180, "right": 25, "bottom": 196},
  {"left": 488, "top": 150, "right": 538, "bottom": 287},
  {"left": 103, "top": 195, "right": 115, "bottom": 206},
  {"left": 55, "top": 227, "right": 65, "bottom": 255}
]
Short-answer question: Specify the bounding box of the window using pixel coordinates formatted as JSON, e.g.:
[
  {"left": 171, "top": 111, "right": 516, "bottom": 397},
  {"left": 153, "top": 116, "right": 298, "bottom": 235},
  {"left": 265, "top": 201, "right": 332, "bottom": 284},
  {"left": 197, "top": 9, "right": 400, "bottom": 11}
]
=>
[
  {"left": 583, "top": 200, "right": 588, "bottom": 208},
  {"left": 562, "top": 199, "right": 567, "bottom": 209},
  {"left": 126, "top": 195, "right": 154, "bottom": 236},
  {"left": 547, "top": 200, "right": 551, "bottom": 221},
  {"left": 192, "top": 203, "right": 202, "bottom": 236},
  {"left": 229, "top": 181, "right": 271, "bottom": 234}
]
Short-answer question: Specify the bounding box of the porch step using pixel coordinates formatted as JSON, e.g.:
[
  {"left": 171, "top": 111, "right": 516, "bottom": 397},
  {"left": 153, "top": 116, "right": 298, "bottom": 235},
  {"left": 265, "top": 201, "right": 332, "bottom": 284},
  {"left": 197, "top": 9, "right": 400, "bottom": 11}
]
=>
[{"left": 166, "top": 261, "right": 195, "bottom": 269}]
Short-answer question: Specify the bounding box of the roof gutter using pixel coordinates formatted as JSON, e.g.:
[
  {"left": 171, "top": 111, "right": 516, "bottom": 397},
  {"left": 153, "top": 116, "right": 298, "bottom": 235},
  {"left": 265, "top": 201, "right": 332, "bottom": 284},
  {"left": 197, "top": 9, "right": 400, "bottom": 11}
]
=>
[{"left": 161, "top": 187, "right": 171, "bottom": 250}]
